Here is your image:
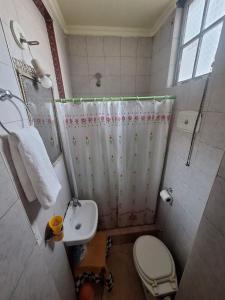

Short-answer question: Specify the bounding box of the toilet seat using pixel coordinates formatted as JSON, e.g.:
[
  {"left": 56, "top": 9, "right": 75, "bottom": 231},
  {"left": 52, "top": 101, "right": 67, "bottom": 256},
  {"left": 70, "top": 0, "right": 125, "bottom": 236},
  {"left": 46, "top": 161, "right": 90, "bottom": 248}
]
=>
[{"left": 133, "top": 236, "right": 178, "bottom": 297}]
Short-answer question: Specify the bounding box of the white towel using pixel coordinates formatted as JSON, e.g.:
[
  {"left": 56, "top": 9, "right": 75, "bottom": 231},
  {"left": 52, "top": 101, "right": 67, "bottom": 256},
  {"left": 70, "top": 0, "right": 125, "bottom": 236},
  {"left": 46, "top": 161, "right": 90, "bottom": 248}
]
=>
[
  {"left": 8, "top": 134, "right": 37, "bottom": 202},
  {"left": 8, "top": 127, "right": 61, "bottom": 208}
]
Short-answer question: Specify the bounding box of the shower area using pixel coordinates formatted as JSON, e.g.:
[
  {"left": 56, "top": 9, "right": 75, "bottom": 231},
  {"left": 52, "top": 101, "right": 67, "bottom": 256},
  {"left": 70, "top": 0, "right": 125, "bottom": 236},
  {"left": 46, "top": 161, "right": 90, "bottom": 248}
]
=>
[
  {"left": 55, "top": 36, "right": 175, "bottom": 230},
  {"left": 57, "top": 96, "right": 174, "bottom": 229}
]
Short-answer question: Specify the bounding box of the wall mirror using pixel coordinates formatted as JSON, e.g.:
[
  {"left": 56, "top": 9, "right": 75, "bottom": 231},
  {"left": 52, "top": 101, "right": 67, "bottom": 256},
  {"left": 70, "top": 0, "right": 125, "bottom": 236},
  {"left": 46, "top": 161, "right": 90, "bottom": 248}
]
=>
[{"left": 13, "top": 58, "right": 62, "bottom": 163}]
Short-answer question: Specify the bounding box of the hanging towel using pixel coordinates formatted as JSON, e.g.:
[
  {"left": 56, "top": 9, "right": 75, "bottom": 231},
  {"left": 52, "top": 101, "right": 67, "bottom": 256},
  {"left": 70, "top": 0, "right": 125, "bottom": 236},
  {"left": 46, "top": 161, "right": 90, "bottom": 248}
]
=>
[
  {"left": 8, "top": 127, "right": 61, "bottom": 208},
  {"left": 8, "top": 134, "right": 37, "bottom": 202}
]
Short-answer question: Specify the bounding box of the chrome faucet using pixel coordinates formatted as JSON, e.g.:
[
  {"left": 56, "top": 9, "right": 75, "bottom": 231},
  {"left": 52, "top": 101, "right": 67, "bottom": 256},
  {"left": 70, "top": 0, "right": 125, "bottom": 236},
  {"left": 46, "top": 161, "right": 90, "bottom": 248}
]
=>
[{"left": 71, "top": 198, "right": 82, "bottom": 207}]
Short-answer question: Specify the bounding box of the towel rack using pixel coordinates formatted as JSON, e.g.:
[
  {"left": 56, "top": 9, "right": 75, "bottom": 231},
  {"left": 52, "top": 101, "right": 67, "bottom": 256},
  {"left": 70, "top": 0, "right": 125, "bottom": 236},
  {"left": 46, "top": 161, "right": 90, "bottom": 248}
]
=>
[{"left": 0, "top": 88, "right": 33, "bottom": 135}]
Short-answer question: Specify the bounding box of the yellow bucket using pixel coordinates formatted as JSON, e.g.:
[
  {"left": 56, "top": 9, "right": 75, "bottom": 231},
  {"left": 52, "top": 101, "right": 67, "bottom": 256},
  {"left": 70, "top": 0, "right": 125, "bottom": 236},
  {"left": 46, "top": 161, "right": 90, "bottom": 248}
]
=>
[{"left": 49, "top": 215, "right": 63, "bottom": 235}]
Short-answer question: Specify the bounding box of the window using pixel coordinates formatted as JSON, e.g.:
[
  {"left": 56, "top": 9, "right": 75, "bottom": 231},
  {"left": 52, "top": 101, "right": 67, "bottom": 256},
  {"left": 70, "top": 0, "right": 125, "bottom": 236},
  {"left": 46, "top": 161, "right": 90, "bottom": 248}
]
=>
[{"left": 177, "top": 0, "right": 225, "bottom": 82}]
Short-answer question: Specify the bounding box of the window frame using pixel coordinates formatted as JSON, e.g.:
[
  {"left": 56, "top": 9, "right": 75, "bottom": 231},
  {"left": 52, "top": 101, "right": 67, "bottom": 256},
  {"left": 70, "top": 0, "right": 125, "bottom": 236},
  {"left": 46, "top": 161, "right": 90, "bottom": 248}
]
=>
[{"left": 175, "top": 0, "right": 225, "bottom": 84}]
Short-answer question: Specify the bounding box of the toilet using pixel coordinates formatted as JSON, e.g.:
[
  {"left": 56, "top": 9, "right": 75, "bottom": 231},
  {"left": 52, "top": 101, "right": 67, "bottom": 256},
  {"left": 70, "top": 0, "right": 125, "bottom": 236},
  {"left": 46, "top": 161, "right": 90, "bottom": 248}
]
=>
[{"left": 133, "top": 235, "right": 178, "bottom": 300}]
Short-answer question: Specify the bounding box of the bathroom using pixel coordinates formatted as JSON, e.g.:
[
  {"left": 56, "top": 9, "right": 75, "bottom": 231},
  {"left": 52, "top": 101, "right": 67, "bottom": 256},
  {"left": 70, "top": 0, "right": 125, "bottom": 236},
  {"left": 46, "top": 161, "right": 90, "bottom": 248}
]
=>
[{"left": 0, "top": 0, "right": 225, "bottom": 299}]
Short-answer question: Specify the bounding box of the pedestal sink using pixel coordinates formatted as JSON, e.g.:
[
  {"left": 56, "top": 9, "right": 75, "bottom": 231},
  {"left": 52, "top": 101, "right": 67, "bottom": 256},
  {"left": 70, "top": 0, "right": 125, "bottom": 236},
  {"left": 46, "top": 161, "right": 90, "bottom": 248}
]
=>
[{"left": 63, "top": 200, "right": 98, "bottom": 246}]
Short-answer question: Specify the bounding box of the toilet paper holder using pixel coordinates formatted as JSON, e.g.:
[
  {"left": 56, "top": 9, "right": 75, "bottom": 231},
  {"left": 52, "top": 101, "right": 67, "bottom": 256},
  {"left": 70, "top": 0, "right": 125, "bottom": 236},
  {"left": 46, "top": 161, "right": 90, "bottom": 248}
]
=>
[
  {"left": 160, "top": 188, "right": 173, "bottom": 206},
  {"left": 166, "top": 188, "right": 173, "bottom": 206}
]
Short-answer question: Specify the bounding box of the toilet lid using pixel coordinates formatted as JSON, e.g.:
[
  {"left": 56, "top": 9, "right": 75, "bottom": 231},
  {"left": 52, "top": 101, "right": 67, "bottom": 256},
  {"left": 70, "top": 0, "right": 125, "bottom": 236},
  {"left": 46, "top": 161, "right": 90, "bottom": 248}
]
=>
[{"left": 134, "top": 236, "right": 174, "bottom": 282}]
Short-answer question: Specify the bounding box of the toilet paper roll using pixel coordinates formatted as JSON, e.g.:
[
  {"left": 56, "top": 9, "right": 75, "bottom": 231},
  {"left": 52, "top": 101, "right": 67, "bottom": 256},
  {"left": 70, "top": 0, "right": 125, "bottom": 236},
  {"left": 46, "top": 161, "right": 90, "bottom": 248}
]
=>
[{"left": 160, "top": 189, "right": 172, "bottom": 203}]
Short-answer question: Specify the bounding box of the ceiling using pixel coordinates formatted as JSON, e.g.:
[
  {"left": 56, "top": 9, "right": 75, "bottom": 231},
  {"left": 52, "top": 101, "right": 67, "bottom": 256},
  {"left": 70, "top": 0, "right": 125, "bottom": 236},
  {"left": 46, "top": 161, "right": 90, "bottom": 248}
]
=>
[{"left": 47, "top": 0, "right": 176, "bottom": 36}]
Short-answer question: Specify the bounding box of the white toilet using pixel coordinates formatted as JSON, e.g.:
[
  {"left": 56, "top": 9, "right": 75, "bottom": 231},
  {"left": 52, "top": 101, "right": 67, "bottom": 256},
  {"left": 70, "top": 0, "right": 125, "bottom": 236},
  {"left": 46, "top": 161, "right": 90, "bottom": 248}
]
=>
[{"left": 133, "top": 235, "right": 178, "bottom": 300}]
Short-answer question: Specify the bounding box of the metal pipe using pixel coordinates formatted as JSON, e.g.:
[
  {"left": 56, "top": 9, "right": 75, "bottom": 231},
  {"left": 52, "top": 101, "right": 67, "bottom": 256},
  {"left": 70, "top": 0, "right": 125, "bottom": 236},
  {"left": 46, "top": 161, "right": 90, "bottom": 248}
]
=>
[{"left": 55, "top": 95, "right": 176, "bottom": 104}]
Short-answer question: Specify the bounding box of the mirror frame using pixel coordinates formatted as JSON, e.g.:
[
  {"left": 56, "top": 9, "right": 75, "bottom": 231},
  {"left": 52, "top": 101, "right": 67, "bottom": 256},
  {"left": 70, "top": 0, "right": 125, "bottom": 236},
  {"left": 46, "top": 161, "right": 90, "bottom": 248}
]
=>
[{"left": 13, "top": 58, "right": 62, "bottom": 164}]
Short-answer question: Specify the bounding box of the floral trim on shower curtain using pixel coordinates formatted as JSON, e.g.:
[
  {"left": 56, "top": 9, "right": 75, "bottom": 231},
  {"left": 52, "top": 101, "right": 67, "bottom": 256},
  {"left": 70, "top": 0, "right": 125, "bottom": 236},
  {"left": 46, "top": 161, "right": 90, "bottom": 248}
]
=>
[{"left": 57, "top": 100, "right": 173, "bottom": 229}]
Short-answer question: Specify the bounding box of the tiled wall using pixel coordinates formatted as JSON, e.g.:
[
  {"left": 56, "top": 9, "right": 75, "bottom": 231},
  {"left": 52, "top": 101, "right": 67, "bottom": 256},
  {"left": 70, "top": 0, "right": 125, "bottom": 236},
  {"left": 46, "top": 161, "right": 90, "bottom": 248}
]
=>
[
  {"left": 151, "top": 11, "right": 225, "bottom": 272},
  {"left": 0, "top": 0, "right": 75, "bottom": 299},
  {"left": 176, "top": 153, "right": 225, "bottom": 299},
  {"left": 67, "top": 35, "right": 152, "bottom": 97}
]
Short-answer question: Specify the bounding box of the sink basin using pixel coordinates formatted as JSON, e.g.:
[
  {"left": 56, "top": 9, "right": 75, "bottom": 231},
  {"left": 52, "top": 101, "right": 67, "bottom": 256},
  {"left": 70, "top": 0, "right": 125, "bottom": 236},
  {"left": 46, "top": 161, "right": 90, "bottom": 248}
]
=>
[{"left": 63, "top": 200, "right": 98, "bottom": 246}]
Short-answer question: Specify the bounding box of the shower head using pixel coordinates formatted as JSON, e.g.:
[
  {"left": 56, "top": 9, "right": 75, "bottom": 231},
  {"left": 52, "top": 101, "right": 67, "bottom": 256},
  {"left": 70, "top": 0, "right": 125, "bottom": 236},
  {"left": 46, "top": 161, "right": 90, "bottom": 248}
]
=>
[{"left": 95, "top": 73, "right": 102, "bottom": 87}]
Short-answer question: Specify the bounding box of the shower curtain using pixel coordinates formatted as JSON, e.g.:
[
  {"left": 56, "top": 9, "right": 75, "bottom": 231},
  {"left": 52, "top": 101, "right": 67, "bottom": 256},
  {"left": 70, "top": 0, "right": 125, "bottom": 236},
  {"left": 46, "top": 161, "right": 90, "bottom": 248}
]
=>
[{"left": 57, "top": 99, "right": 173, "bottom": 229}]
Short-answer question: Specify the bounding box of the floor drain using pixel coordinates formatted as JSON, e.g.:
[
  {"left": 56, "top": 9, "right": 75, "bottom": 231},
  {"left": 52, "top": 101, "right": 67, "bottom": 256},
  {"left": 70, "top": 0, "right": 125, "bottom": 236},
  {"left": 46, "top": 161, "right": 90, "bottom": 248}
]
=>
[{"left": 75, "top": 223, "right": 82, "bottom": 230}]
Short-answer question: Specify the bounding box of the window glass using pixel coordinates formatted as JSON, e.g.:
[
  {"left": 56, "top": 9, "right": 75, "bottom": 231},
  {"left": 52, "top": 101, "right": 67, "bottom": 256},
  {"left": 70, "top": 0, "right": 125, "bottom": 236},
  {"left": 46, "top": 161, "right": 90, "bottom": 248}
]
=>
[
  {"left": 205, "top": 0, "right": 225, "bottom": 28},
  {"left": 178, "top": 40, "right": 198, "bottom": 82},
  {"left": 176, "top": 0, "right": 225, "bottom": 82},
  {"left": 196, "top": 23, "right": 223, "bottom": 76},
  {"left": 183, "top": 0, "right": 205, "bottom": 43}
]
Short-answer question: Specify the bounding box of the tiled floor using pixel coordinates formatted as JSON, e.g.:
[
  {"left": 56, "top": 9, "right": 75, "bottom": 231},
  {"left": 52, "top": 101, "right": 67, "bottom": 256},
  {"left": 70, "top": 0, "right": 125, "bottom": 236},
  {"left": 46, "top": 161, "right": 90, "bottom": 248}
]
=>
[{"left": 102, "top": 243, "right": 145, "bottom": 300}]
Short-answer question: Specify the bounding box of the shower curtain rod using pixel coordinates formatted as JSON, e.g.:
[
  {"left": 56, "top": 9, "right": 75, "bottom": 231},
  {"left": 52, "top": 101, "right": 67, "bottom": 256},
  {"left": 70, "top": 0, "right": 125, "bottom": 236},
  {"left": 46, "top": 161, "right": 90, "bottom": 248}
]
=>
[{"left": 55, "top": 95, "right": 176, "bottom": 103}]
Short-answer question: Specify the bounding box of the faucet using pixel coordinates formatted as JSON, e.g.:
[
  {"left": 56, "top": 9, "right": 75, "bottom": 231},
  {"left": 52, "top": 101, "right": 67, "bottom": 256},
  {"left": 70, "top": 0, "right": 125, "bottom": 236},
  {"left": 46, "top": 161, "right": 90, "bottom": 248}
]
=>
[{"left": 70, "top": 198, "right": 82, "bottom": 207}]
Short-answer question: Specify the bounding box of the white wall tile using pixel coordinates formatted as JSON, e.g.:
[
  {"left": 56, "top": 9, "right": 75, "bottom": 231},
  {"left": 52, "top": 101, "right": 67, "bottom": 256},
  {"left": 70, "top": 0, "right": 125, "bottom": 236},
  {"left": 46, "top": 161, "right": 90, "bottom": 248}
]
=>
[
  {"left": 121, "top": 76, "right": 136, "bottom": 95},
  {"left": 68, "top": 36, "right": 87, "bottom": 56},
  {"left": 136, "top": 58, "right": 151, "bottom": 75},
  {"left": 121, "top": 57, "right": 136, "bottom": 75},
  {"left": 177, "top": 216, "right": 225, "bottom": 300},
  {"left": 72, "top": 76, "right": 91, "bottom": 95},
  {"left": 70, "top": 56, "right": 89, "bottom": 76},
  {"left": 103, "top": 36, "right": 120, "bottom": 56},
  {"left": 105, "top": 57, "right": 120, "bottom": 76},
  {"left": 207, "top": 74, "right": 225, "bottom": 112},
  {"left": 0, "top": 153, "right": 18, "bottom": 218},
  {"left": 104, "top": 76, "right": 121, "bottom": 95},
  {"left": 68, "top": 35, "right": 153, "bottom": 96},
  {"left": 205, "top": 176, "right": 225, "bottom": 237},
  {"left": 218, "top": 153, "right": 225, "bottom": 179},
  {"left": 87, "top": 36, "right": 104, "bottom": 57},
  {"left": 200, "top": 112, "right": 225, "bottom": 149},
  {"left": 135, "top": 76, "right": 151, "bottom": 94},
  {"left": 12, "top": 245, "right": 61, "bottom": 300},
  {"left": 0, "top": 22, "right": 12, "bottom": 65},
  {"left": 0, "top": 201, "right": 36, "bottom": 300},
  {"left": 0, "top": 1, "right": 18, "bottom": 28},
  {"left": 88, "top": 56, "right": 105, "bottom": 75},
  {"left": 42, "top": 242, "right": 75, "bottom": 300},
  {"left": 137, "top": 38, "right": 152, "bottom": 58},
  {"left": 121, "top": 37, "right": 138, "bottom": 57}
]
